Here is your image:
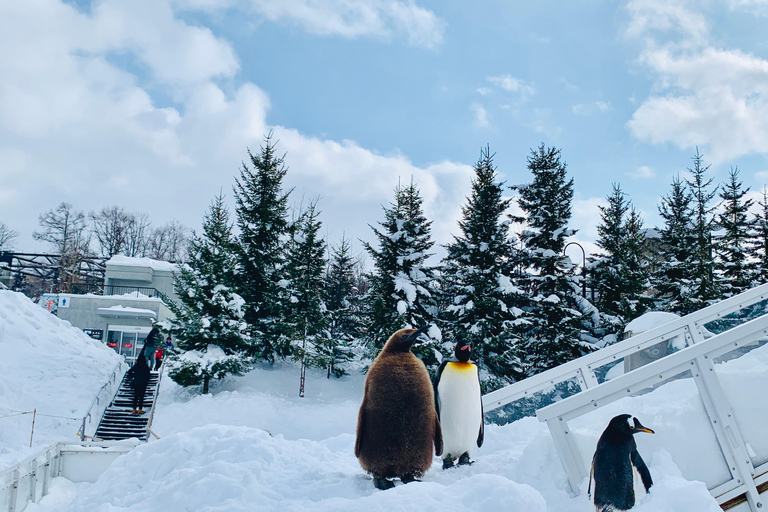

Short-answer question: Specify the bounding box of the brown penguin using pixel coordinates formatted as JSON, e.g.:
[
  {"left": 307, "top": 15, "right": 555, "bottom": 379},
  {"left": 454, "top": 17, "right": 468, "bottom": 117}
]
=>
[{"left": 355, "top": 326, "right": 443, "bottom": 490}]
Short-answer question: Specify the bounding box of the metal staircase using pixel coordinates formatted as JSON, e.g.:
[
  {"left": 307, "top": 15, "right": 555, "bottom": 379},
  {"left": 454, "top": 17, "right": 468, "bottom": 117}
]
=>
[{"left": 94, "top": 369, "right": 162, "bottom": 441}]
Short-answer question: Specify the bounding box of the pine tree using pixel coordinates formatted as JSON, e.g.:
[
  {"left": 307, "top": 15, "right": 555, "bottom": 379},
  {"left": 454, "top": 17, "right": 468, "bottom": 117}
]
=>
[
  {"left": 233, "top": 133, "right": 293, "bottom": 361},
  {"left": 322, "top": 235, "right": 364, "bottom": 377},
  {"left": 282, "top": 201, "right": 330, "bottom": 372},
  {"left": 363, "top": 180, "right": 441, "bottom": 369},
  {"left": 590, "top": 184, "right": 651, "bottom": 326},
  {"left": 513, "top": 144, "right": 590, "bottom": 376},
  {"left": 441, "top": 146, "right": 525, "bottom": 389},
  {"left": 653, "top": 176, "right": 696, "bottom": 314},
  {"left": 686, "top": 148, "right": 721, "bottom": 308},
  {"left": 750, "top": 189, "right": 768, "bottom": 285},
  {"left": 167, "top": 193, "right": 251, "bottom": 394},
  {"left": 717, "top": 167, "right": 754, "bottom": 297}
]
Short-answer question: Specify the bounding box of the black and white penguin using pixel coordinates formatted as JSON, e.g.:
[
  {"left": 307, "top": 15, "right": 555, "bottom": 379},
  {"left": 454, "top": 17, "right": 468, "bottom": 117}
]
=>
[
  {"left": 433, "top": 340, "right": 484, "bottom": 469},
  {"left": 590, "top": 414, "right": 654, "bottom": 512},
  {"left": 355, "top": 326, "right": 443, "bottom": 490}
]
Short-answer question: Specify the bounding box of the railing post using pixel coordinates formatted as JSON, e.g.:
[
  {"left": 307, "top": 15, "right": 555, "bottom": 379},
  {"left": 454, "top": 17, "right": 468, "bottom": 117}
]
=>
[
  {"left": 546, "top": 417, "right": 588, "bottom": 494},
  {"left": 692, "top": 355, "right": 763, "bottom": 511},
  {"left": 8, "top": 469, "right": 19, "bottom": 512}
]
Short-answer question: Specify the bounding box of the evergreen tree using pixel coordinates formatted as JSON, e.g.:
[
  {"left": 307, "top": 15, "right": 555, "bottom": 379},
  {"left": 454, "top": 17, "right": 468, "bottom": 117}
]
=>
[
  {"left": 282, "top": 201, "right": 330, "bottom": 372},
  {"left": 512, "top": 144, "right": 590, "bottom": 376},
  {"left": 590, "top": 184, "right": 651, "bottom": 325},
  {"left": 167, "top": 193, "right": 251, "bottom": 394},
  {"left": 750, "top": 189, "right": 768, "bottom": 285},
  {"left": 717, "top": 167, "right": 754, "bottom": 297},
  {"left": 685, "top": 148, "right": 721, "bottom": 308},
  {"left": 322, "top": 235, "right": 364, "bottom": 377},
  {"left": 441, "top": 146, "right": 525, "bottom": 389},
  {"left": 362, "top": 180, "right": 441, "bottom": 369},
  {"left": 653, "top": 176, "right": 696, "bottom": 314},
  {"left": 233, "top": 133, "right": 293, "bottom": 361}
]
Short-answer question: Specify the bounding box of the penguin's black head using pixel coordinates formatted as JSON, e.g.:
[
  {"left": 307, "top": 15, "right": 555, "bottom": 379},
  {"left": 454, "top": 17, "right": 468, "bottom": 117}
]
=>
[
  {"left": 384, "top": 326, "right": 430, "bottom": 353},
  {"left": 454, "top": 340, "right": 472, "bottom": 362},
  {"left": 607, "top": 414, "right": 655, "bottom": 436}
]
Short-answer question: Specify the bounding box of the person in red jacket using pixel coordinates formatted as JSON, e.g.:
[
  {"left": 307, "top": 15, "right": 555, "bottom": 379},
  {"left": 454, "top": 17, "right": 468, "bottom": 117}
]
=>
[{"left": 154, "top": 346, "right": 164, "bottom": 371}]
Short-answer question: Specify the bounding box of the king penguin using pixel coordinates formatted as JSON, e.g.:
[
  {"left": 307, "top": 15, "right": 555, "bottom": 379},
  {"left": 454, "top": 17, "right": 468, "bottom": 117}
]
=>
[
  {"left": 434, "top": 340, "right": 484, "bottom": 469},
  {"left": 355, "top": 326, "right": 443, "bottom": 490},
  {"left": 590, "top": 414, "right": 654, "bottom": 512}
]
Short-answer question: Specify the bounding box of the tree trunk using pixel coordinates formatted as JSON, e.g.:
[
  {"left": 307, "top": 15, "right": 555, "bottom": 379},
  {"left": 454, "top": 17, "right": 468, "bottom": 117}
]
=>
[{"left": 203, "top": 374, "right": 210, "bottom": 394}]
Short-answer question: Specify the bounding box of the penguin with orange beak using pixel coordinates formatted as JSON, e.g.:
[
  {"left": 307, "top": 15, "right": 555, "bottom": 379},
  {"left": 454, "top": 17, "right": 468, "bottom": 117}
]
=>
[{"left": 590, "top": 414, "right": 654, "bottom": 511}]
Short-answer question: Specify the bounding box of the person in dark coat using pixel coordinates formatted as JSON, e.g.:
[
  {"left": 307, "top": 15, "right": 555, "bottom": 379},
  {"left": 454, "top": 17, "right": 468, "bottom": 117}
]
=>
[
  {"left": 127, "top": 350, "right": 151, "bottom": 414},
  {"left": 143, "top": 325, "right": 161, "bottom": 368}
]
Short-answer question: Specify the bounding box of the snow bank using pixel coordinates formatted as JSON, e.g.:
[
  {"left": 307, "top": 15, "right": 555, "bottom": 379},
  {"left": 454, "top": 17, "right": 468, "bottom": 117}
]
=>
[{"left": 0, "top": 290, "right": 122, "bottom": 467}]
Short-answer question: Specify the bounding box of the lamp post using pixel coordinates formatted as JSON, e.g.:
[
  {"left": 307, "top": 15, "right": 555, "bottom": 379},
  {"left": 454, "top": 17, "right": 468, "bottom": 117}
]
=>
[{"left": 563, "top": 241, "right": 587, "bottom": 298}]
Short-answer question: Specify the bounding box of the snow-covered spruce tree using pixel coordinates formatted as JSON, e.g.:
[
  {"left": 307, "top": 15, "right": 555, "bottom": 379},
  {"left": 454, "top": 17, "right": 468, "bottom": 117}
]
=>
[
  {"left": 685, "top": 148, "right": 722, "bottom": 308},
  {"left": 441, "top": 146, "right": 525, "bottom": 389},
  {"left": 512, "top": 145, "right": 594, "bottom": 376},
  {"left": 322, "top": 235, "right": 364, "bottom": 377},
  {"left": 751, "top": 189, "right": 768, "bottom": 285},
  {"left": 281, "top": 201, "right": 331, "bottom": 373},
  {"left": 716, "top": 167, "right": 754, "bottom": 297},
  {"left": 167, "top": 193, "right": 251, "bottom": 394},
  {"left": 362, "top": 180, "right": 441, "bottom": 370},
  {"left": 652, "top": 175, "right": 697, "bottom": 314},
  {"left": 233, "top": 133, "right": 293, "bottom": 361},
  {"left": 590, "top": 184, "right": 651, "bottom": 328}
]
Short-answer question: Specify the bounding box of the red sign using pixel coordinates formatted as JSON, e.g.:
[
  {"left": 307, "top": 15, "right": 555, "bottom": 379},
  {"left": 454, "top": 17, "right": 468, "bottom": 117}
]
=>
[
  {"left": 123, "top": 343, "right": 133, "bottom": 348},
  {"left": 107, "top": 342, "right": 118, "bottom": 348}
]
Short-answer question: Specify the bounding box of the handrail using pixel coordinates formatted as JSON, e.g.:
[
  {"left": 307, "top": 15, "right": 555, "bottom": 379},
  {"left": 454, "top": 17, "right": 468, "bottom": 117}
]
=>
[
  {"left": 78, "top": 360, "right": 128, "bottom": 441},
  {"left": 536, "top": 313, "right": 768, "bottom": 511},
  {"left": 482, "top": 282, "right": 768, "bottom": 414},
  {"left": 145, "top": 363, "right": 165, "bottom": 439}
]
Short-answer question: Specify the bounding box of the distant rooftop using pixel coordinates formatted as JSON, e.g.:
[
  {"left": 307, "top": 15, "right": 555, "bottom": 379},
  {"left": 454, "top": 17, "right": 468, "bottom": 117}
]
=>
[{"left": 106, "top": 255, "right": 178, "bottom": 272}]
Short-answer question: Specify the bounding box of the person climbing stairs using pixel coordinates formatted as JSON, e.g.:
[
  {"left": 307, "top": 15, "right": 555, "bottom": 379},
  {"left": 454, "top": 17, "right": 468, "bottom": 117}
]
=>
[{"left": 95, "top": 364, "right": 162, "bottom": 441}]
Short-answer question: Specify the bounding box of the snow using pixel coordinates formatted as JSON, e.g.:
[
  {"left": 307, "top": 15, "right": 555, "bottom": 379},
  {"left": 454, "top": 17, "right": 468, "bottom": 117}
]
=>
[
  {"left": 6, "top": 289, "right": 766, "bottom": 511},
  {"left": 624, "top": 311, "right": 680, "bottom": 336},
  {"left": 106, "top": 255, "right": 178, "bottom": 272},
  {"left": 0, "top": 291, "right": 122, "bottom": 468},
  {"left": 96, "top": 305, "right": 157, "bottom": 318}
]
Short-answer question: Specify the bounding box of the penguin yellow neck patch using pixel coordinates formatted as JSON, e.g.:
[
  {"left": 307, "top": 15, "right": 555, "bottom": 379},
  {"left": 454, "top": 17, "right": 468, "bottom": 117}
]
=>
[{"left": 447, "top": 362, "right": 473, "bottom": 371}]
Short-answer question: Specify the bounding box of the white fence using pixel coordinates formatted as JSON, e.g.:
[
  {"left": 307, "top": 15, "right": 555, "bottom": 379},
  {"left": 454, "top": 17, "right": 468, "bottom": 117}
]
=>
[
  {"left": 482, "top": 283, "right": 768, "bottom": 511},
  {"left": 0, "top": 441, "right": 138, "bottom": 512}
]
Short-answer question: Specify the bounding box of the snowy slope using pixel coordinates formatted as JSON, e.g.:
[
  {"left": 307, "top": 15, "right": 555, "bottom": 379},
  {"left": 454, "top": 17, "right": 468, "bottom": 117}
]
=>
[
  {"left": 22, "top": 359, "right": 731, "bottom": 512},
  {"left": 0, "top": 290, "right": 122, "bottom": 467}
]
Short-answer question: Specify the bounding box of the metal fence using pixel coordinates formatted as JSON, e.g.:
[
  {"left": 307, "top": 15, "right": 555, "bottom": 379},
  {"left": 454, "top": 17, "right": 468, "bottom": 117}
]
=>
[{"left": 77, "top": 361, "right": 128, "bottom": 441}]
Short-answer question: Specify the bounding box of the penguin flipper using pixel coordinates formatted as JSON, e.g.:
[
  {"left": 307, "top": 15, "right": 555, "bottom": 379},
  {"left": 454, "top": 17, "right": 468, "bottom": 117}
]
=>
[
  {"left": 477, "top": 371, "right": 484, "bottom": 447},
  {"left": 631, "top": 448, "right": 653, "bottom": 492},
  {"left": 355, "top": 404, "right": 366, "bottom": 458},
  {"left": 434, "top": 414, "right": 443, "bottom": 456},
  {"left": 433, "top": 359, "right": 449, "bottom": 418}
]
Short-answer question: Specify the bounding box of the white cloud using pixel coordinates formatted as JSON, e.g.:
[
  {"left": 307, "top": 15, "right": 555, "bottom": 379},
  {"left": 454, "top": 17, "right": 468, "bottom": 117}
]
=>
[
  {"left": 728, "top": 0, "right": 768, "bottom": 15},
  {"left": 628, "top": 165, "right": 656, "bottom": 179},
  {"left": 244, "top": 0, "right": 446, "bottom": 49},
  {"left": 572, "top": 101, "right": 612, "bottom": 115},
  {"left": 0, "top": 0, "right": 467, "bottom": 255},
  {"left": 625, "top": 0, "right": 768, "bottom": 163},
  {"left": 471, "top": 103, "right": 490, "bottom": 129},
  {"left": 487, "top": 74, "right": 536, "bottom": 99}
]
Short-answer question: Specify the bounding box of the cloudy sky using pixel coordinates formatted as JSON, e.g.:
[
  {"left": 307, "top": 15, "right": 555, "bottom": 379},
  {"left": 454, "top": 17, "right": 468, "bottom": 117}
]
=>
[{"left": 2, "top": 0, "right": 768, "bottom": 265}]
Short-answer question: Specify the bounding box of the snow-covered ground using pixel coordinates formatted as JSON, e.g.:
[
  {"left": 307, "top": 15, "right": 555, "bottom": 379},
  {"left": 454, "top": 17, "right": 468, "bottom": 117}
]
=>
[
  {"left": 0, "top": 290, "right": 122, "bottom": 468},
  {"left": 4, "top": 289, "right": 766, "bottom": 511}
]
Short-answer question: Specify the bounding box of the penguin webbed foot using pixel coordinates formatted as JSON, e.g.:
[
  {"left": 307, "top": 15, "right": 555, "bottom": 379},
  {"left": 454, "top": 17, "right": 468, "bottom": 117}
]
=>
[
  {"left": 373, "top": 476, "right": 395, "bottom": 490},
  {"left": 442, "top": 458, "right": 455, "bottom": 470},
  {"left": 458, "top": 453, "right": 473, "bottom": 466},
  {"left": 400, "top": 474, "right": 421, "bottom": 484}
]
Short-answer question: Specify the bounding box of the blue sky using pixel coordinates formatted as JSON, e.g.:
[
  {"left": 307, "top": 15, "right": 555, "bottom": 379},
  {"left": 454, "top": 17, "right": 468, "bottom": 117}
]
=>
[{"left": 2, "top": 0, "right": 768, "bottom": 264}]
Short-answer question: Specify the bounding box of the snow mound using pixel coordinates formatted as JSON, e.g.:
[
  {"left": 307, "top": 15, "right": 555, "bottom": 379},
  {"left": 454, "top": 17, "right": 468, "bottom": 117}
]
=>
[{"left": 0, "top": 290, "right": 122, "bottom": 467}]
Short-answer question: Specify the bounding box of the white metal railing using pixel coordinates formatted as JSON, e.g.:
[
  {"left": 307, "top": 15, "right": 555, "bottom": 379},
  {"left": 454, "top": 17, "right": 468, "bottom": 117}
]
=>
[
  {"left": 482, "top": 282, "right": 768, "bottom": 419},
  {"left": 535, "top": 313, "right": 768, "bottom": 512},
  {"left": 0, "top": 440, "right": 137, "bottom": 512},
  {"left": 77, "top": 360, "right": 128, "bottom": 441}
]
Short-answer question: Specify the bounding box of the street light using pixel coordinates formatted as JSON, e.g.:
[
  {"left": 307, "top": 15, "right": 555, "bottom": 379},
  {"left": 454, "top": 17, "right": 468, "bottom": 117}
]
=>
[{"left": 563, "top": 241, "right": 587, "bottom": 298}]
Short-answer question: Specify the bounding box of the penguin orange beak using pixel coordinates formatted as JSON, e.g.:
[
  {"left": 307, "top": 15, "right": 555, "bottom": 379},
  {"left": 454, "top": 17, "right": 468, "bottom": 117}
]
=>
[{"left": 632, "top": 418, "right": 654, "bottom": 434}]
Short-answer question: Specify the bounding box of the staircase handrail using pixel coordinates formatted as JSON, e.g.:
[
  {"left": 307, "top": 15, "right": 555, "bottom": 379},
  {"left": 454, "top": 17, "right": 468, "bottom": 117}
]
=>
[
  {"left": 144, "top": 363, "right": 164, "bottom": 439},
  {"left": 482, "top": 282, "right": 768, "bottom": 414},
  {"left": 535, "top": 311, "right": 768, "bottom": 511},
  {"left": 78, "top": 360, "right": 128, "bottom": 441}
]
